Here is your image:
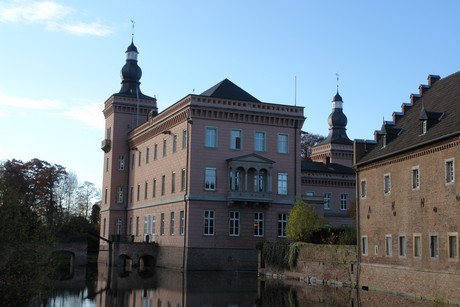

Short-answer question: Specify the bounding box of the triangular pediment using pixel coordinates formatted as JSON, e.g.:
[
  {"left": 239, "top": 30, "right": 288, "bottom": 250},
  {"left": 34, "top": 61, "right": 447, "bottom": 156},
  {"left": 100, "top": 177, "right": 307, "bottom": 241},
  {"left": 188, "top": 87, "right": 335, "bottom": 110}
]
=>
[{"left": 226, "top": 153, "right": 275, "bottom": 164}]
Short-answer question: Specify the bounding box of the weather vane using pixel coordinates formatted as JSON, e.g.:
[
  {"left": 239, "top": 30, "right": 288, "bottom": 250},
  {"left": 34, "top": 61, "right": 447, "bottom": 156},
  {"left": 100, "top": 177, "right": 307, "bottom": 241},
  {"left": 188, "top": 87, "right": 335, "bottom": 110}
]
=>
[
  {"left": 336, "top": 73, "right": 339, "bottom": 92},
  {"left": 130, "top": 19, "right": 135, "bottom": 40}
]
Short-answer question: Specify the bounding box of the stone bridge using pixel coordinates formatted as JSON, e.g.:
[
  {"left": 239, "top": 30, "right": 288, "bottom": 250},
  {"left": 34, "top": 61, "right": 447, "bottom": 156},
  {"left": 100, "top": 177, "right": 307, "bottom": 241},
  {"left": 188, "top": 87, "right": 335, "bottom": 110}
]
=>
[{"left": 54, "top": 242, "right": 88, "bottom": 267}]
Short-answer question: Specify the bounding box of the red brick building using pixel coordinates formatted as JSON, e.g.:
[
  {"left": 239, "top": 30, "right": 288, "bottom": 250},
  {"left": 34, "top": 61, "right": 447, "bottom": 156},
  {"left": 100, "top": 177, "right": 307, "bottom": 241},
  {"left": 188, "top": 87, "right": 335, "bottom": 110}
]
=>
[
  {"left": 355, "top": 72, "right": 460, "bottom": 303},
  {"left": 100, "top": 40, "right": 305, "bottom": 270}
]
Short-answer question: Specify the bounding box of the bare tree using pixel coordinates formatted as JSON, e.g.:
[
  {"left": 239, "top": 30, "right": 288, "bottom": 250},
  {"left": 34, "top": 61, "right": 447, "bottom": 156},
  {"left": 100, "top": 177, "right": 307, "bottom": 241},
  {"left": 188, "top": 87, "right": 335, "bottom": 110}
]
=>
[
  {"left": 301, "top": 132, "right": 325, "bottom": 159},
  {"left": 75, "top": 181, "right": 99, "bottom": 219},
  {"left": 55, "top": 171, "right": 79, "bottom": 223}
]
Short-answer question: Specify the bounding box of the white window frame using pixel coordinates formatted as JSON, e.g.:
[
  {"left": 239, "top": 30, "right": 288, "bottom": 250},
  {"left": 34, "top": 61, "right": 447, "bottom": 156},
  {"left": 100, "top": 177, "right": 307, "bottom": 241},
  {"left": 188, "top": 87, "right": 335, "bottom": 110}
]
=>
[
  {"left": 170, "top": 212, "right": 175, "bottom": 235},
  {"left": 254, "top": 212, "right": 264, "bottom": 237},
  {"left": 340, "top": 193, "right": 349, "bottom": 211},
  {"left": 181, "top": 168, "right": 186, "bottom": 191},
  {"left": 446, "top": 158, "right": 455, "bottom": 184},
  {"left": 384, "top": 173, "right": 391, "bottom": 195},
  {"left": 385, "top": 235, "right": 392, "bottom": 257},
  {"left": 277, "top": 133, "right": 289, "bottom": 154},
  {"left": 412, "top": 166, "right": 420, "bottom": 190},
  {"left": 324, "top": 192, "right": 331, "bottom": 210},
  {"left": 205, "top": 127, "right": 218, "bottom": 148},
  {"left": 254, "top": 131, "right": 266, "bottom": 152},
  {"left": 230, "top": 129, "right": 242, "bottom": 150},
  {"left": 277, "top": 173, "right": 288, "bottom": 195},
  {"left": 203, "top": 210, "right": 215, "bottom": 236},
  {"left": 229, "top": 211, "right": 240, "bottom": 236},
  {"left": 362, "top": 236, "right": 368, "bottom": 256},
  {"left": 360, "top": 180, "right": 367, "bottom": 198},
  {"left": 413, "top": 233, "right": 422, "bottom": 258},
  {"left": 278, "top": 213, "right": 287, "bottom": 238},
  {"left": 205, "top": 168, "right": 217, "bottom": 191}
]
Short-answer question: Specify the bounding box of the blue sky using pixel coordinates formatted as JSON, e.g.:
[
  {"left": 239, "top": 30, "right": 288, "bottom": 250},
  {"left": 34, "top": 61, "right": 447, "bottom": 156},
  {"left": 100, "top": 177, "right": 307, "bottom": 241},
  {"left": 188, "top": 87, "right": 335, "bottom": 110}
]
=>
[{"left": 1, "top": 0, "right": 460, "bottom": 188}]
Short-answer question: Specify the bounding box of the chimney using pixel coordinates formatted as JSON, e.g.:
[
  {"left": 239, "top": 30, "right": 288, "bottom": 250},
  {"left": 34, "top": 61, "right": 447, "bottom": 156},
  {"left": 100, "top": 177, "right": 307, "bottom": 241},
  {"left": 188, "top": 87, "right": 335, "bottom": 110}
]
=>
[
  {"left": 428, "top": 74, "right": 441, "bottom": 86},
  {"left": 410, "top": 94, "right": 421, "bottom": 105},
  {"left": 419, "top": 84, "right": 430, "bottom": 95}
]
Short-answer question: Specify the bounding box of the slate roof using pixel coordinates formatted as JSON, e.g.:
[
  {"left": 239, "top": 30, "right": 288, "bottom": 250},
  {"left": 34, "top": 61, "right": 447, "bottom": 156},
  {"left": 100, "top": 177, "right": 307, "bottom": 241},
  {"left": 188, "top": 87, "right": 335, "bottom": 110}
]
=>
[
  {"left": 301, "top": 160, "right": 355, "bottom": 175},
  {"left": 200, "top": 79, "right": 260, "bottom": 103},
  {"left": 356, "top": 71, "right": 460, "bottom": 165}
]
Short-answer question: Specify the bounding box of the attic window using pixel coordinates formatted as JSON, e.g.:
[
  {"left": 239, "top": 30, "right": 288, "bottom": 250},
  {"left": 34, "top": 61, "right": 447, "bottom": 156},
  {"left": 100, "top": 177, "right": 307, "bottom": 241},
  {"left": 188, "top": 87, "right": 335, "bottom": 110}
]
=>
[
  {"left": 420, "top": 120, "right": 427, "bottom": 135},
  {"left": 382, "top": 135, "right": 387, "bottom": 148}
]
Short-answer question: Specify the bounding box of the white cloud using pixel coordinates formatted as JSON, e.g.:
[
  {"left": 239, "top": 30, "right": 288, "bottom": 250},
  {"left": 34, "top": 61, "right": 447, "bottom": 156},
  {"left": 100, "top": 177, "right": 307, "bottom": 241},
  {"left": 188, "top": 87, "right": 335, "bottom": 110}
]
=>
[
  {"left": 0, "top": 0, "right": 112, "bottom": 36},
  {"left": 62, "top": 104, "right": 104, "bottom": 130},
  {"left": 0, "top": 95, "right": 62, "bottom": 109}
]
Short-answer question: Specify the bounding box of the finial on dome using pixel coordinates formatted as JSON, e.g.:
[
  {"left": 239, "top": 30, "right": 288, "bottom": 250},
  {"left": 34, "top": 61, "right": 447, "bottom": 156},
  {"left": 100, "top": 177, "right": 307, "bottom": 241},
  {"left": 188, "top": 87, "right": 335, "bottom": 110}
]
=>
[
  {"left": 336, "top": 73, "right": 339, "bottom": 93},
  {"left": 130, "top": 19, "right": 135, "bottom": 42}
]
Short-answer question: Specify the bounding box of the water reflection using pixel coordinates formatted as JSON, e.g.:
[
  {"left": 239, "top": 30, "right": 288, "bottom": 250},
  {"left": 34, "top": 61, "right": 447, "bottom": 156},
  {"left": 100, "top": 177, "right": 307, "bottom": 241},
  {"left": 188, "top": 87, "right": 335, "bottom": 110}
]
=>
[{"left": 39, "top": 258, "right": 443, "bottom": 306}]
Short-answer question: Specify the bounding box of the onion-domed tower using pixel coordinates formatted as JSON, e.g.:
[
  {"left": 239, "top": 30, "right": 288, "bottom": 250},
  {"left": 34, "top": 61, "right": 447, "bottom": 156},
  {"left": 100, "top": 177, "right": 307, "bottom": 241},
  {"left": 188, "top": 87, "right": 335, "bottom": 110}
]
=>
[{"left": 100, "top": 39, "right": 157, "bottom": 247}]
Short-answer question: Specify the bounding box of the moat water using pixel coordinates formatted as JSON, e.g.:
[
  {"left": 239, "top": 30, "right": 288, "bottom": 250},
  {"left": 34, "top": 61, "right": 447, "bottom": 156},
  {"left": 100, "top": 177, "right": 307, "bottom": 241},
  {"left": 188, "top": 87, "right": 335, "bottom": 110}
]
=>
[{"left": 33, "top": 259, "right": 444, "bottom": 306}]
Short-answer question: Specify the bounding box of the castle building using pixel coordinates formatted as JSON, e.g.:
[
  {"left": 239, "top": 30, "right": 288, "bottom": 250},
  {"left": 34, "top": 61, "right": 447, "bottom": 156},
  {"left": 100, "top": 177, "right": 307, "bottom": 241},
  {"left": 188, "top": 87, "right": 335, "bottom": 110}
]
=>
[
  {"left": 100, "top": 40, "right": 305, "bottom": 270},
  {"left": 354, "top": 72, "right": 460, "bottom": 302},
  {"left": 301, "top": 92, "right": 356, "bottom": 227}
]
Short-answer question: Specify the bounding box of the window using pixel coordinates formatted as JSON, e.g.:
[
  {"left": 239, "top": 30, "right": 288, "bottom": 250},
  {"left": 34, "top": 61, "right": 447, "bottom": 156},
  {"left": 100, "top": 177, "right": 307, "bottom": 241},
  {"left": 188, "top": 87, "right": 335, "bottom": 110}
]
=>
[
  {"left": 136, "top": 216, "right": 139, "bottom": 236},
  {"left": 154, "top": 143, "right": 158, "bottom": 160},
  {"left": 144, "top": 181, "right": 148, "bottom": 199},
  {"left": 278, "top": 173, "right": 288, "bottom": 195},
  {"left": 231, "top": 170, "right": 242, "bottom": 191},
  {"left": 254, "top": 131, "right": 265, "bottom": 151},
  {"left": 278, "top": 213, "right": 287, "bottom": 238},
  {"left": 384, "top": 174, "right": 391, "bottom": 194},
  {"left": 340, "top": 193, "right": 348, "bottom": 210},
  {"left": 446, "top": 159, "right": 455, "bottom": 184},
  {"left": 104, "top": 188, "right": 108, "bottom": 204},
  {"left": 163, "top": 139, "right": 167, "bottom": 157},
  {"left": 106, "top": 157, "right": 109, "bottom": 172},
  {"left": 152, "top": 178, "right": 156, "bottom": 198},
  {"left": 151, "top": 215, "right": 156, "bottom": 237},
  {"left": 278, "top": 133, "right": 288, "bottom": 153},
  {"left": 181, "top": 168, "right": 186, "bottom": 191},
  {"left": 117, "top": 187, "right": 124, "bottom": 203},
  {"left": 229, "top": 211, "right": 240, "bottom": 236},
  {"left": 118, "top": 155, "right": 125, "bottom": 170},
  {"left": 130, "top": 186, "right": 133, "bottom": 203},
  {"left": 448, "top": 233, "right": 458, "bottom": 259},
  {"left": 385, "top": 235, "right": 392, "bottom": 256},
  {"left": 182, "top": 129, "right": 187, "bottom": 149},
  {"left": 170, "top": 212, "right": 175, "bottom": 235},
  {"left": 254, "top": 212, "right": 264, "bottom": 237},
  {"left": 106, "top": 127, "right": 111, "bottom": 139},
  {"left": 360, "top": 180, "right": 367, "bottom": 198},
  {"left": 205, "top": 127, "right": 217, "bottom": 148},
  {"left": 399, "top": 235, "right": 406, "bottom": 257},
  {"left": 203, "top": 210, "right": 215, "bottom": 235},
  {"left": 171, "top": 172, "right": 176, "bottom": 193},
  {"left": 205, "top": 168, "right": 216, "bottom": 190},
  {"left": 137, "top": 184, "right": 140, "bottom": 201},
  {"left": 230, "top": 129, "right": 242, "bottom": 150},
  {"left": 173, "top": 134, "right": 177, "bottom": 153},
  {"left": 116, "top": 218, "right": 122, "bottom": 235},
  {"left": 160, "top": 213, "right": 165, "bottom": 235},
  {"left": 324, "top": 192, "right": 331, "bottom": 210},
  {"left": 412, "top": 167, "right": 420, "bottom": 189},
  {"left": 414, "top": 234, "right": 421, "bottom": 257},
  {"left": 161, "top": 175, "right": 165, "bottom": 195},
  {"left": 362, "top": 236, "right": 368, "bottom": 255},
  {"left": 103, "top": 218, "right": 106, "bottom": 237},
  {"left": 131, "top": 153, "right": 135, "bottom": 169},
  {"left": 138, "top": 151, "right": 142, "bottom": 167},
  {"left": 421, "top": 120, "right": 427, "bottom": 135},
  {"left": 254, "top": 172, "right": 265, "bottom": 192},
  {"left": 430, "top": 234, "right": 439, "bottom": 258},
  {"left": 179, "top": 210, "right": 185, "bottom": 235},
  {"left": 146, "top": 147, "right": 150, "bottom": 164},
  {"left": 143, "top": 216, "right": 149, "bottom": 241},
  {"left": 129, "top": 217, "right": 132, "bottom": 235}
]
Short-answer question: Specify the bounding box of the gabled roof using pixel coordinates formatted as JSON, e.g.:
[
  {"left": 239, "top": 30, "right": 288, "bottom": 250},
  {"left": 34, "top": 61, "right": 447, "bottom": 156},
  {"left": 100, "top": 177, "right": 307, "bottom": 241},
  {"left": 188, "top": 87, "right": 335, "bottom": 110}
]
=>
[
  {"left": 226, "top": 153, "right": 275, "bottom": 164},
  {"left": 201, "top": 79, "right": 260, "bottom": 103},
  {"left": 356, "top": 71, "right": 460, "bottom": 165},
  {"left": 301, "top": 161, "right": 355, "bottom": 175}
]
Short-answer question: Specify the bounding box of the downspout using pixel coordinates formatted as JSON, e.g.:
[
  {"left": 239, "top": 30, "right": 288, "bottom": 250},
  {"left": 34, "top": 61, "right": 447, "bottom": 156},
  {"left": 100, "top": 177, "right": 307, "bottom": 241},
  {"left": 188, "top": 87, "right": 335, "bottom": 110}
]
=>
[
  {"left": 182, "top": 114, "right": 191, "bottom": 307},
  {"left": 355, "top": 166, "right": 361, "bottom": 291}
]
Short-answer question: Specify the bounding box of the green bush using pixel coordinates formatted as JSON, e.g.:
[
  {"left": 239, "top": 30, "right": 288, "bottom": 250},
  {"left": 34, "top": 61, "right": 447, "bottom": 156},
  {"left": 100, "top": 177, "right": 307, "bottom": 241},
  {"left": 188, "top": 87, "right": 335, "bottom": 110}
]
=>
[{"left": 286, "top": 199, "right": 324, "bottom": 242}]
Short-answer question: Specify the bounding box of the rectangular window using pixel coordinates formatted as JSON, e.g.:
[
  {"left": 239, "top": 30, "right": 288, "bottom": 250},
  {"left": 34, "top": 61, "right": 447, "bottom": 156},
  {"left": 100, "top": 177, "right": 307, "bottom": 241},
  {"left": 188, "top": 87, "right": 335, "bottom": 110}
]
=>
[
  {"left": 254, "top": 172, "right": 265, "bottom": 192},
  {"left": 205, "top": 168, "right": 217, "bottom": 190},
  {"left": 412, "top": 167, "right": 419, "bottom": 189},
  {"left": 146, "top": 147, "right": 150, "bottom": 164},
  {"left": 144, "top": 181, "right": 148, "bottom": 199},
  {"left": 384, "top": 174, "right": 391, "bottom": 194},
  {"left": 362, "top": 236, "right": 368, "bottom": 255},
  {"left": 278, "top": 173, "right": 288, "bottom": 195},
  {"left": 385, "top": 235, "right": 392, "bottom": 256},
  {"left": 340, "top": 193, "right": 348, "bottom": 210},
  {"left": 173, "top": 134, "right": 177, "bottom": 153},
  {"left": 130, "top": 186, "right": 133, "bottom": 203},
  {"left": 170, "top": 212, "right": 175, "bottom": 235},
  {"left": 430, "top": 234, "right": 439, "bottom": 258},
  {"left": 205, "top": 127, "right": 217, "bottom": 148},
  {"left": 182, "top": 129, "right": 187, "bottom": 149},
  {"left": 254, "top": 131, "right": 266, "bottom": 152},
  {"left": 161, "top": 175, "right": 165, "bottom": 195},
  {"left": 163, "top": 139, "right": 167, "bottom": 157},
  {"left": 117, "top": 187, "right": 124, "bottom": 203},
  {"left": 138, "top": 151, "right": 142, "bottom": 167},
  {"left": 360, "top": 180, "right": 367, "bottom": 198},
  {"left": 104, "top": 188, "right": 108, "bottom": 204},
  {"left": 154, "top": 143, "right": 158, "bottom": 160},
  {"left": 229, "top": 211, "right": 240, "bottom": 236},
  {"left": 446, "top": 159, "right": 455, "bottom": 183},
  {"left": 160, "top": 213, "right": 165, "bottom": 235},
  {"left": 181, "top": 168, "right": 186, "bottom": 191},
  {"left": 278, "top": 213, "right": 287, "bottom": 238},
  {"left": 448, "top": 233, "right": 458, "bottom": 259},
  {"left": 152, "top": 178, "right": 156, "bottom": 198},
  {"left": 414, "top": 234, "right": 422, "bottom": 257},
  {"left": 230, "top": 129, "right": 242, "bottom": 150},
  {"left": 171, "top": 172, "right": 176, "bottom": 193},
  {"left": 143, "top": 216, "right": 149, "bottom": 240},
  {"left": 179, "top": 210, "right": 185, "bottom": 235},
  {"left": 137, "top": 184, "right": 140, "bottom": 201},
  {"left": 136, "top": 216, "right": 139, "bottom": 236},
  {"left": 324, "top": 192, "right": 331, "bottom": 210},
  {"left": 118, "top": 155, "right": 125, "bottom": 170},
  {"left": 129, "top": 217, "right": 132, "bottom": 236},
  {"left": 106, "top": 157, "right": 109, "bottom": 172},
  {"left": 278, "top": 133, "right": 288, "bottom": 153},
  {"left": 254, "top": 212, "right": 264, "bottom": 237},
  {"left": 131, "top": 153, "right": 135, "bottom": 169},
  {"left": 103, "top": 218, "right": 106, "bottom": 237},
  {"left": 106, "top": 127, "right": 111, "bottom": 139},
  {"left": 151, "top": 215, "right": 156, "bottom": 236},
  {"left": 203, "top": 210, "right": 215, "bottom": 236},
  {"left": 399, "top": 235, "right": 407, "bottom": 257}
]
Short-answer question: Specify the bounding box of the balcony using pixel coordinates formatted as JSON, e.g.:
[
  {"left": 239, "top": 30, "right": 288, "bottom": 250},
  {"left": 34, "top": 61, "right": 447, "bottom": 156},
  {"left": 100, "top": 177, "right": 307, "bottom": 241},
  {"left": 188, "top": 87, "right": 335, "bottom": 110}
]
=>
[
  {"left": 227, "top": 191, "right": 273, "bottom": 204},
  {"left": 101, "top": 139, "right": 111, "bottom": 153}
]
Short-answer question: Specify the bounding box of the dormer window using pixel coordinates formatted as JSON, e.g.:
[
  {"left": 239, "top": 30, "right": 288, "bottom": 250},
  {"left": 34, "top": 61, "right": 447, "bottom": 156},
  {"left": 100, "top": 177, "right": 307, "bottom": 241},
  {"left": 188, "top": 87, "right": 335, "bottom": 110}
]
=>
[
  {"left": 382, "top": 135, "right": 387, "bottom": 148},
  {"left": 421, "top": 120, "right": 427, "bottom": 135}
]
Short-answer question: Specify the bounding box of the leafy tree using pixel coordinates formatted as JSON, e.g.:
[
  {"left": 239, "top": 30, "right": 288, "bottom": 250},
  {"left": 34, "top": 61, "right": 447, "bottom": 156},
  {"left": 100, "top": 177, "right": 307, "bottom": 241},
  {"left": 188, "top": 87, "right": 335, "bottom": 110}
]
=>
[
  {"left": 301, "top": 132, "right": 325, "bottom": 159},
  {"left": 286, "top": 199, "right": 324, "bottom": 242},
  {"left": 90, "top": 202, "right": 101, "bottom": 226}
]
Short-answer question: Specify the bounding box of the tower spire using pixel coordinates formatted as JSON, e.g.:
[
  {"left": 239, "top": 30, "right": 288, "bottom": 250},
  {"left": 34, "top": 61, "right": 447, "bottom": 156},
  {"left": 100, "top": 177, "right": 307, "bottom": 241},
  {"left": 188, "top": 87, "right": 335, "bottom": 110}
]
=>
[{"left": 130, "top": 19, "right": 135, "bottom": 42}]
